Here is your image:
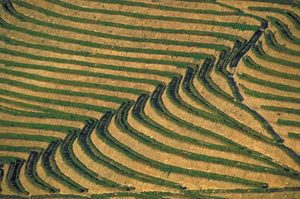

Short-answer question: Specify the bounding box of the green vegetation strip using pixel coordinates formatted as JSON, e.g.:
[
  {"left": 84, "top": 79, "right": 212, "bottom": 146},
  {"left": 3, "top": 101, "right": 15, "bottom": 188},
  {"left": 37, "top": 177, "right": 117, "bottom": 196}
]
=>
[
  {"left": 121, "top": 97, "right": 300, "bottom": 179},
  {"left": 135, "top": 92, "right": 242, "bottom": 153},
  {"left": 242, "top": 56, "right": 300, "bottom": 82},
  {"left": 6, "top": 0, "right": 223, "bottom": 61},
  {"left": 277, "top": 119, "right": 300, "bottom": 127},
  {"left": 0, "top": 18, "right": 193, "bottom": 68},
  {"left": 262, "top": 106, "right": 300, "bottom": 115},
  {"left": 0, "top": 133, "right": 56, "bottom": 142},
  {"left": 79, "top": 118, "right": 184, "bottom": 190},
  {"left": 88, "top": 0, "right": 233, "bottom": 15},
  {"left": 0, "top": 34, "right": 180, "bottom": 81},
  {"left": 268, "top": 16, "right": 300, "bottom": 44},
  {"left": 252, "top": 42, "right": 300, "bottom": 69},
  {"left": 0, "top": 77, "right": 126, "bottom": 104},
  {"left": 7, "top": 0, "right": 243, "bottom": 42},
  {"left": 0, "top": 48, "right": 165, "bottom": 85},
  {"left": 102, "top": 106, "right": 269, "bottom": 188},
  {"left": 249, "top": 6, "right": 300, "bottom": 30},
  {"left": 61, "top": 130, "right": 132, "bottom": 191},
  {"left": 265, "top": 30, "right": 300, "bottom": 56},
  {"left": 241, "top": 85, "right": 300, "bottom": 103},
  {"left": 184, "top": 186, "right": 300, "bottom": 194},
  {"left": 288, "top": 132, "right": 300, "bottom": 139},
  {"left": 0, "top": 97, "right": 91, "bottom": 121},
  {"left": 9, "top": 0, "right": 230, "bottom": 51},
  {"left": 0, "top": 118, "right": 76, "bottom": 133},
  {"left": 0, "top": 88, "right": 111, "bottom": 114},
  {"left": 237, "top": 73, "right": 300, "bottom": 93},
  {"left": 177, "top": 69, "right": 292, "bottom": 165},
  {"left": 43, "top": 0, "right": 258, "bottom": 31},
  {"left": 25, "top": 151, "right": 59, "bottom": 193},
  {"left": 0, "top": 60, "right": 144, "bottom": 95},
  {"left": 190, "top": 61, "right": 281, "bottom": 143},
  {"left": 186, "top": 60, "right": 300, "bottom": 165}
]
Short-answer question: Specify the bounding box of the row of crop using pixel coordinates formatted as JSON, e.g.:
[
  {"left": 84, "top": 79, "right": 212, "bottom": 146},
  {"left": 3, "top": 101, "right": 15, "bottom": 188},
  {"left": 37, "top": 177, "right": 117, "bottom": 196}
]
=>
[
  {"left": 142, "top": 80, "right": 268, "bottom": 165},
  {"left": 0, "top": 75, "right": 125, "bottom": 105},
  {"left": 0, "top": 98, "right": 88, "bottom": 122},
  {"left": 44, "top": 0, "right": 258, "bottom": 31},
  {"left": 0, "top": 69, "right": 128, "bottom": 109},
  {"left": 215, "top": 44, "right": 249, "bottom": 102},
  {"left": 0, "top": 60, "right": 143, "bottom": 95},
  {"left": 195, "top": 56, "right": 239, "bottom": 108},
  {"left": 0, "top": 143, "right": 60, "bottom": 194},
  {"left": 0, "top": 119, "right": 73, "bottom": 137},
  {"left": 86, "top": 0, "right": 235, "bottom": 15},
  {"left": 7, "top": 0, "right": 245, "bottom": 42},
  {"left": 0, "top": 117, "right": 75, "bottom": 133},
  {"left": 199, "top": 53, "right": 283, "bottom": 145},
  {"left": 288, "top": 132, "right": 300, "bottom": 139},
  {"left": 166, "top": 72, "right": 257, "bottom": 148},
  {"left": 132, "top": 90, "right": 296, "bottom": 178},
  {"left": 264, "top": 30, "right": 300, "bottom": 56},
  {"left": 193, "top": 59, "right": 284, "bottom": 143},
  {"left": 277, "top": 119, "right": 300, "bottom": 127},
  {"left": 0, "top": 143, "right": 54, "bottom": 193},
  {"left": 213, "top": 42, "right": 246, "bottom": 100},
  {"left": 0, "top": 34, "right": 175, "bottom": 80},
  {"left": 240, "top": 81, "right": 300, "bottom": 167},
  {"left": 184, "top": 186, "right": 300, "bottom": 196},
  {"left": 239, "top": 85, "right": 300, "bottom": 165},
  {"left": 4, "top": 1, "right": 229, "bottom": 52},
  {"left": 23, "top": 191, "right": 220, "bottom": 199},
  {"left": 249, "top": 6, "right": 300, "bottom": 30},
  {"left": 91, "top": 190, "right": 223, "bottom": 199},
  {"left": 124, "top": 97, "right": 251, "bottom": 171},
  {"left": 178, "top": 66, "right": 274, "bottom": 160},
  {"left": 204, "top": 51, "right": 235, "bottom": 99},
  {"left": 25, "top": 151, "right": 58, "bottom": 193},
  {"left": 77, "top": 117, "right": 183, "bottom": 190},
  {"left": 61, "top": 128, "right": 132, "bottom": 191},
  {"left": 0, "top": 17, "right": 192, "bottom": 69},
  {"left": 241, "top": 85, "right": 300, "bottom": 104},
  {"left": 237, "top": 73, "right": 300, "bottom": 94},
  {"left": 41, "top": 139, "right": 86, "bottom": 192},
  {"left": 247, "top": 0, "right": 297, "bottom": 6},
  {"left": 199, "top": 57, "right": 234, "bottom": 99},
  {"left": 96, "top": 112, "right": 183, "bottom": 189},
  {"left": 242, "top": 56, "right": 300, "bottom": 81},
  {"left": 7, "top": 159, "right": 27, "bottom": 195},
  {"left": 0, "top": 80, "right": 111, "bottom": 115},
  {"left": 0, "top": 48, "right": 161, "bottom": 86},
  {"left": 252, "top": 41, "right": 300, "bottom": 69},
  {"left": 152, "top": 80, "right": 231, "bottom": 144},
  {"left": 0, "top": 155, "right": 35, "bottom": 195},
  {"left": 132, "top": 91, "right": 266, "bottom": 164},
  {"left": 99, "top": 102, "right": 269, "bottom": 188},
  {"left": 1, "top": 3, "right": 217, "bottom": 66},
  {"left": 165, "top": 69, "right": 300, "bottom": 173},
  {"left": 267, "top": 16, "right": 300, "bottom": 44},
  {"left": 181, "top": 60, "right": 300, "bottom": 171},
  {"left": 118, "top": 91, "right": 300, "bottom": 180},
  {"left": 262, "top": 105, "right": 300, "bottom": 115},
  {"left": 150, "top": 76, "right": 252, "bottom": 153}
]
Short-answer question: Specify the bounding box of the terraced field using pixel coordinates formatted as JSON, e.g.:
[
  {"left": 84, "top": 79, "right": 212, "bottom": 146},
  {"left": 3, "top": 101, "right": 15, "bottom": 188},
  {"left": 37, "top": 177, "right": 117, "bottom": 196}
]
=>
[{"left": 0, "top": 0, "right": 300, "bottom": 198}]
